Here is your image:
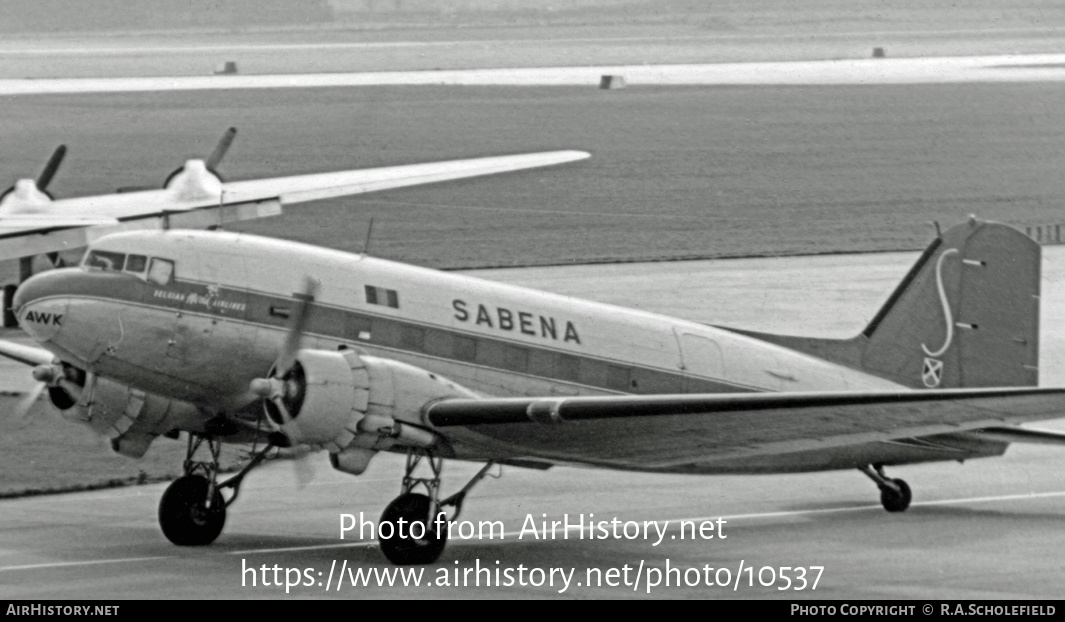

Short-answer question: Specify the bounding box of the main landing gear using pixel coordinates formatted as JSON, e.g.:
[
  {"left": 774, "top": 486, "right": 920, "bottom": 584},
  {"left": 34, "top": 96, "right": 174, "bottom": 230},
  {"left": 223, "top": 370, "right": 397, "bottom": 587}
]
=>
[
  {"left": 858, "top": 464, "right": 912, "bottom": 513},
  {"left": 379, "top": 450, "right": 496, "bottom": 565},
  {"left": 158, "top": 434, "right": 273, "bottom": 546}
]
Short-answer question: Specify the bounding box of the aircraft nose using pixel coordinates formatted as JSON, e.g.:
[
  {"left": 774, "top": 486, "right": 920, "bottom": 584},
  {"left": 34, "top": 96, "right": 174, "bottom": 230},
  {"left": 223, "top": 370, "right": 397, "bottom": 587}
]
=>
[{"left": 13, "top": 271, "right": 53, "bottom": 314}]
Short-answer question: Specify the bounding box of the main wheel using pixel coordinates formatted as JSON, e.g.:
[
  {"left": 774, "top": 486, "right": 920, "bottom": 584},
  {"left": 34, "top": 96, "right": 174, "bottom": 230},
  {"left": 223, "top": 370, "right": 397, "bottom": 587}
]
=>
[
  {"left": 158, "top": 475, "right": 226, "bottom": 546},
  {"left": 880, "top": 478, "right": 912, "bottom": 513},
  {"left": 379, "top": 493, "right": 448, "bottom": 565}
]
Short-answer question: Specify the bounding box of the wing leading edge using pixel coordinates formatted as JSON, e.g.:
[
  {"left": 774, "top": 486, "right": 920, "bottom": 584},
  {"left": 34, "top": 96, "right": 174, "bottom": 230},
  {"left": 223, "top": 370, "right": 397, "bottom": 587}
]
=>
[
  {"left": 425, "top": 388, "right": 1065, "bottom": 468},
  {"left": 0, "top": 150, "right": 590, "bottom": 260}
]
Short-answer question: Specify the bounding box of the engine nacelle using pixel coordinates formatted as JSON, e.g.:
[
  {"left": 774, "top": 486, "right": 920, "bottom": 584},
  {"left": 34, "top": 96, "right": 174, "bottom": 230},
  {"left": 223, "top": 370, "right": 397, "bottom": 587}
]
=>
[
  {"left": 163, "top": 159, "right": 223, "bottom": 202},
  {"left": 52, "top": 370, "right": 202, "bottom": 458},
  {"left": 259, "top": 350, "right": 479, "bottom": 459},
  {"left": 0, "top": 179, "right": 54, "bottom": 212}
]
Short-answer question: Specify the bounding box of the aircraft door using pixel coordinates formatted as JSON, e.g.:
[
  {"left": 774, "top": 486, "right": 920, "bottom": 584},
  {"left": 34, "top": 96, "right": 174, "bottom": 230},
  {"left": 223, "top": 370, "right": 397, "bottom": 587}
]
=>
[{"left": 675, "top": 331, "right": 725, "bottom": 389}]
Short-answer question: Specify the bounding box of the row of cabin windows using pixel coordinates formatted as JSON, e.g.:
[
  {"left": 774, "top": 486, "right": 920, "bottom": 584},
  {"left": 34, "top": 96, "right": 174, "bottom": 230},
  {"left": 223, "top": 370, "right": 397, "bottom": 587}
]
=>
[
  {"left": 83, "top": 250, "right": 174, "bottom": 285},
  {"left": 77, "top": 252, "right": 691, "bottom": 394},
  {"left": 355, "top": 315, "right": 682, "bottom": 393}
]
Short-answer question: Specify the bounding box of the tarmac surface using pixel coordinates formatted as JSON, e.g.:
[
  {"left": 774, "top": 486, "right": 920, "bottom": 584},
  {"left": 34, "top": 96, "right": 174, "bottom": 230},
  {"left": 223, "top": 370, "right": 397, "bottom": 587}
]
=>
[
  {"left": 2, "top": 247, "right": 1065, "bottom": 599},
  {"left": 2, "top": 54, "right": 1065, "bottom": 94}
]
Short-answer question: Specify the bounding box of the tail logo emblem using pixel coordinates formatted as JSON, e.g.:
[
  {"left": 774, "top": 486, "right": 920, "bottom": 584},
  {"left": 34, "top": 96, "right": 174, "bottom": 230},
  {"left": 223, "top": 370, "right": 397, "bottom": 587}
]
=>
[
  {"left": 921, "top": 248, "right": 959, "bottom": 358},
  {"left": 922, "top": 357, "right": 944, "bottom": 388}
]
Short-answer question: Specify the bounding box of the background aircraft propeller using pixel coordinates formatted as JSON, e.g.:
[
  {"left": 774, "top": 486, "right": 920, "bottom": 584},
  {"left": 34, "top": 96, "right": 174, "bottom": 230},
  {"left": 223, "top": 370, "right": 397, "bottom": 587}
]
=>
[
  {"left": 161, "top": 126, "right": 236, "bottom": 188},
  {"left": 34, "top": 144, "right": 67, "bottom": 197},
  {"left": 1, "top": 144, "right": 67, "bottom": 203},
  {"left": 114, "top": 127, "right": 237, "bottom": 193},
  {"left": 204, "top": 126, "right": 237, "bottom": 174}
]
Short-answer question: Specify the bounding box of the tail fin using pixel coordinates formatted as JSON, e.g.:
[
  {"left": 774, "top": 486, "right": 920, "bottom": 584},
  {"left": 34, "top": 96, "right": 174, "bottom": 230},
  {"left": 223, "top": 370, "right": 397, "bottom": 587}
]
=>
[{"left": 729, "top": 218, "right": 1040, "bottom": 389}]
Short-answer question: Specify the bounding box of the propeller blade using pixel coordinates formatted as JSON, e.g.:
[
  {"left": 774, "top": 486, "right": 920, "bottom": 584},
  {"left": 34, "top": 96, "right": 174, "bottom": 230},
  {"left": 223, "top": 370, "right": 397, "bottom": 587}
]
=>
[
  {"left": 3, "top": 382, "right": 46, "bottom": 430},
  {"left": 268, "top": 390, "right": 314, "bottom": 488},
  {"left": 205, "top": 127, "right": 237, "bottom": 172},
  {"left": 36, "top": 145, "right": 67, "bottom": 192},
  {"left": 280, "top": 444, "right": 315, "bottom": 489},
  {"left": 293, "top": 448, "right": 315, "bottom": 488},
  {"left": 275, "top": 277, "right": 318, "bottom": 377},
  {"left": 251, "top": 278, "right": 320, "bottom": 486}
]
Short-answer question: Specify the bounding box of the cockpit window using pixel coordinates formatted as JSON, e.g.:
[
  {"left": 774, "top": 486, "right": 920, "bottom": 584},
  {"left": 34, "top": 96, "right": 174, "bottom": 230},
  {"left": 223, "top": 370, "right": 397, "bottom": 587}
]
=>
[
  {"left": 124, "top": 254, "right": 148, "bottom": 275},
  {"left": 147, "top": 258, "right": 175, "bottom": 285},
  {"left": 84, "top": 250, "right": 125, "bottom": 272}
]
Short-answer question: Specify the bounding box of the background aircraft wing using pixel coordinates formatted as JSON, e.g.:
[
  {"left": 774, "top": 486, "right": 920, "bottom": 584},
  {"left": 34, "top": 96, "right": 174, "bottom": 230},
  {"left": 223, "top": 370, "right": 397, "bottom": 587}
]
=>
[
  {"left": 424, "top": 388, "right": 1065, "bottom": 468},
  {"left": 222, "top": 150, "right": 591, "bottom": 205},
  {"left": 0, "top": 150, "right": 590, "bottom": 260}
]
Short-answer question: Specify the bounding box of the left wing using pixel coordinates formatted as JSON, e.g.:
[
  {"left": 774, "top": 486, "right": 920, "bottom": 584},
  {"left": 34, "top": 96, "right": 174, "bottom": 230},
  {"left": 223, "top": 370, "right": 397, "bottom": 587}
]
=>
[
  {"left": 0, "top": 150, "right": 590, "bottom": 260},
  {"left": 424, "top": 388, "right": 1065, "bottom": 468}
]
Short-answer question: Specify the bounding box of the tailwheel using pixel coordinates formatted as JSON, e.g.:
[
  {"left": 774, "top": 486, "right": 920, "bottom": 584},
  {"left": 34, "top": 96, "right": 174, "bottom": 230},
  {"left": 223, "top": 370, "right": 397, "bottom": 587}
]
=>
[
  {"left": 379, "top": 492, "right": 448, "bottom": 565},
  {"left": 158, "top": 475, "right": 226, "bottom": 546},
  {"left": 879, "top": 478, "right": 912, "bottom": 513},
  {"left": 858, "top": 464, "right": 913, "bottom": 513}
]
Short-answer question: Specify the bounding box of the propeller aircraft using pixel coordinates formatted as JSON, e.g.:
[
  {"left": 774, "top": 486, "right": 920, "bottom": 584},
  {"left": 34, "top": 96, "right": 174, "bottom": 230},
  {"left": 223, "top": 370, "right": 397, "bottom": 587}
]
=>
[{"left": 3, "top": 142, "right": 1065, "bottom": 565}]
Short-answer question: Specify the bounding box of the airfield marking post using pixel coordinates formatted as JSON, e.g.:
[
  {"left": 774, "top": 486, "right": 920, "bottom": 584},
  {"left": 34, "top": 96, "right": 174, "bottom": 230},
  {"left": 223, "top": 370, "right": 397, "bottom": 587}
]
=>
[{"left": 214, "top": 61, "right": 238, "bottom": 75}]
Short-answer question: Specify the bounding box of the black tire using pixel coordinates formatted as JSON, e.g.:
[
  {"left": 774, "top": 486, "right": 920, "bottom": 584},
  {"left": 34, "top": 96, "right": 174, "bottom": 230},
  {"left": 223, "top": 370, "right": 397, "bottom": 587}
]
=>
[
  {"left": 158, "top": 475, "right": 226, "bottom": 546},
  {"left": 379, "top": 493, "right": 448, "bottom": 565},
  {"left": 880, "top": 478, "right": 912, "bottom": 513}
]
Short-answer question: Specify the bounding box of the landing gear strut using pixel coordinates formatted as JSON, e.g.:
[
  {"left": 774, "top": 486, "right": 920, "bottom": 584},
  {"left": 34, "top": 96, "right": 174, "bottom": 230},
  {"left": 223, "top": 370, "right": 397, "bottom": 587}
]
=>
[
  {"left": 858, "top": 464, "right": 912, "bottom": 513},
  {"left": 379, "top": 450, "right": 496, "bottom": 565},
  {"left": 158, "top": 433, "right": 274, "bottom": 546}
]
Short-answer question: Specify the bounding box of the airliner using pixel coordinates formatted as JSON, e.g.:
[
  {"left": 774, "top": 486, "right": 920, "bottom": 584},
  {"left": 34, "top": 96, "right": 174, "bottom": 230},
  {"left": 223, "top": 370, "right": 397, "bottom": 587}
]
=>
[{"left": 3, "top": 149, "right": 1065, "bottom": 565}]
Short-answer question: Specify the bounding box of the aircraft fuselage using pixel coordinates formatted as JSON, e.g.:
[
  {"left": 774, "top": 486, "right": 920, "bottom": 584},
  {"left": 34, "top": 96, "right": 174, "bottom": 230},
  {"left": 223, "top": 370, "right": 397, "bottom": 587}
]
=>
[{"left": 13, "top": 230, "right": 1007, "bottom": 473}]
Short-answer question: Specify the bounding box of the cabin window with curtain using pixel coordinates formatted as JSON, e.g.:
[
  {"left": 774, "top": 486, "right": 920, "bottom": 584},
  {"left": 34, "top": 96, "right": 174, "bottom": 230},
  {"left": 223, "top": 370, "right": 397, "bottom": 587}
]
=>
[
  {"left": 453, "top": 336, "right": 477, "bottom": 361},
  {"left": 556, "top": 354, "right": 580, "bottom": 381},
  {"left": 401, "top": 326, "right": 426, "bottom": 351},
  {"left": 503, "top": 345, "right": 529, "bottom": 372},
  {"left": 606, "top": 364, "right": 631, "bottom": 391}
]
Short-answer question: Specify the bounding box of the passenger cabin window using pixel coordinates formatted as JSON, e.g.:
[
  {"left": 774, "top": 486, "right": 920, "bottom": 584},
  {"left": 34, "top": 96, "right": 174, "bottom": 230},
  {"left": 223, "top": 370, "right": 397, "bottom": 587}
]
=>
[
  {"left": 147, "top": 258, "right": 175, "bottom": 285},
  {"left": 84, "top": 250, "right": 126, "bottom": 272}
]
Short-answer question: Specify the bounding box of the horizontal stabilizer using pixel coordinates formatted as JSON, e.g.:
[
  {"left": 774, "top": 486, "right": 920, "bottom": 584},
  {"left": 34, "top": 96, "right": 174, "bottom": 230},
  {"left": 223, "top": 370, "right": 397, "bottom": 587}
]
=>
[{"left": 961, "top": 426, "right": 1065, "bottom": 446}]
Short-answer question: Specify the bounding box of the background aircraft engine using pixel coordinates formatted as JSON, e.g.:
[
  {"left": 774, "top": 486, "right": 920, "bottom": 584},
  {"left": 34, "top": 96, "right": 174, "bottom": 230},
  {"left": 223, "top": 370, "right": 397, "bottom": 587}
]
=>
[
  {"left": 251, "top": 349, "right": 480, "bottom": 459},
  {"left": 160, "top": 127, "right": 234, "bottom": 201}
]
